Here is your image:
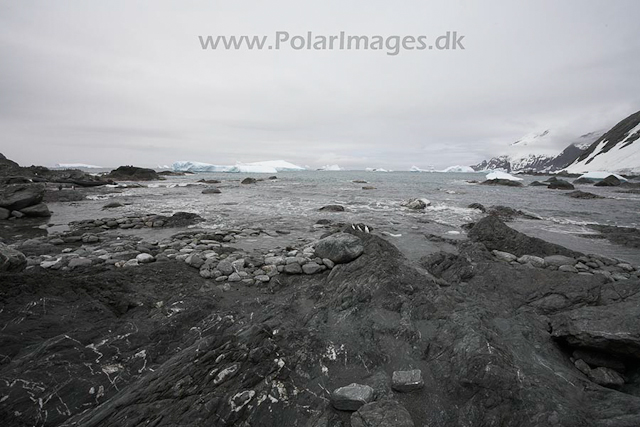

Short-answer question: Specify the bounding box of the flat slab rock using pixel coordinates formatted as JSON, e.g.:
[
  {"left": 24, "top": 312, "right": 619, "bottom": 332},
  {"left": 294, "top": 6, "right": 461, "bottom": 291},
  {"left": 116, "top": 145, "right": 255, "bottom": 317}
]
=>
[
  {"left": 551, "top": 298, "right": 640, "bottom": 359},
  {"left": 351, "top": 400, "right": 415, "bottom": 427},
  {"left": 331, "top": 383, "right": 374, "bottom": 411},
  {"left": 392, "top": 369, "right": 424, "bottom": 392}
]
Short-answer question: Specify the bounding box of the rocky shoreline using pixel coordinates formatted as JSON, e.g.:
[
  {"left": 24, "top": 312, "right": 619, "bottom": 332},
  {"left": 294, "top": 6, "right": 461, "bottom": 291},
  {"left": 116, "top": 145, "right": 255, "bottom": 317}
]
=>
[{"left": 2, "top": 196, "right": 640, "bottom": 426}]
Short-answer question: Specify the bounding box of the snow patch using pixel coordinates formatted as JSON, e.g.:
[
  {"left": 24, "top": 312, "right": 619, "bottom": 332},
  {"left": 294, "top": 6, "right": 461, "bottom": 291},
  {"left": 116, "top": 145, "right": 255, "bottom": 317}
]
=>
[
  {"left": 485, "top": 171, "right": 523, "bottom": 181},
  {"left": 577, "top": 171, "right": 628, "bottom": 182}
]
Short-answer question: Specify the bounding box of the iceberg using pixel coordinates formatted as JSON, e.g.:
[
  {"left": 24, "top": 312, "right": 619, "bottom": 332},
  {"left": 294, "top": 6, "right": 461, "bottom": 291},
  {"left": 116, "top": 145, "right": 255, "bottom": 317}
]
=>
[
  {"left": 441, "top": 165, "right": 475, "bottom": 173},
  {"left": 55, "top": 163, "right": 103, "bottom": 169},
  {"left": 172, "top": 160, "right": 305, "bottom": 173},
  {"left": 319, "top": 164, "right": 342, "bottom": 171},
  {"left": 577, "top": 171, "right": 628, "bottom": 182},
  {"left": 485, "top": 171, "right": 523, "bottom": 181},
  {"left": 365, "top": 168, "right": 389, "bottom": 172},
  {"left": 410, "top": 165, "right": 435, "bottom": 172}
]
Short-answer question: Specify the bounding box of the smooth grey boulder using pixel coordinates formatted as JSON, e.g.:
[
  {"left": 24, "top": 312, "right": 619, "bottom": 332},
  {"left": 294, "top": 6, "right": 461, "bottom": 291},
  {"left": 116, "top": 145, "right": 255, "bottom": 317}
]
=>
[
  {"left": 391, "top": 370, "right": 424, "bottom": 392},
  {"left": 19, "top": 203, "right": 51, "bottom": 217},
  {"left": 202, "top": 187, "right": 221, "bottom": 194},
  {"left": 0, "top": 183, "right": 45, "bottom": 211},
  {"left": 331, "top": 383, "right": 374, "bottom": 411},
  {"left": 314, "top": 232, "right": 364, "bottom": 264},
  {"left": 544, "top": 255, "right": 576, "bottom": 267},
  {"left": 0, "top": 242, "right": 27, "bottom": 272},
  {"left": 351, "top": 400, "right": 415, "bottom": 427}
]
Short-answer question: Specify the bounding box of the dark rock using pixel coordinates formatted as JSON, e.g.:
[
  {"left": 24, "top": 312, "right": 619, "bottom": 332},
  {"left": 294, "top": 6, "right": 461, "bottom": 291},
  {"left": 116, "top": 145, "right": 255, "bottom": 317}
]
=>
[
  {"left": 0, "top": 183, "right": 45, "bottom": 211},
  {"left": 362, "top": 186, "right": 376, "bottom": 190},
  {"left": 197, "top": 179, "right": 221, "bottom": 184},
  {"left": 241, "top": 177, "right": 257, "bottom": 184},
  {"left": 572, "top": 349, "right": 626, "bottom": 372},
  {"left": 268, "top": 176, "right": 278, "bottom": 180},
  {"left": 330, "top": 383, "right": 374, "bottom": 411},
  {"left": 0, "top": 242, "right": 27, "bottom": 272},
  {"left": 566, "top": 190, "right": 604, "bottom": 199},
  {"left": 353, "top": 180, "right": 367, "bottom": 183},
  {"left": 157, "top": 171, "right": 186, "bottom": 176},
  {"left": 587, "top": 224, "right": 640, "bottom": 248},
  {"left": 469, "top": 216, "right": 582, "bottom": 258},
  {"left": 548, "top": 179, "right": 575, "bottom": 190},
  {"left": 486, "top": 205, "right": 540, "bottom": 221},
  {"left": 0, "top": 207, "right": 9, "bottom": 220},
  {"left": 319, "top": 205, "right": 345, "bottom": 212},
  {"left": 587, "top": 367, "right": 625, "bottom": 389},
  {"left": 401, "top": 198, "right": 429, "bottom": 210},
  {"left": 19, "top": 203, "right": 51, "bottom": 217},
  {"left": 391, "top": 369, "right": 424, "bottom": 392},
  {"left": 573, "top": 177, "right": 596, "bottom": 185},
  {"left": 529, "top": 181, "right": 548, "bottom": 187},
  {"left": 105, "top": 166, "right": 161, "bottom": 181},
  {"left": 103, "top": 202, "right": 124, "bottom": 209},
  {"left": 202, "top": 187, "right": 221, "bottom": 194},
  {"left": 314, "top": 232, "right": 364, "bottom": 264},
  {"left": 467, "top": 203, "right": 486, "bottom": 212},
  {"left": 161, "top": 212, "right": 205, "bottom": 227},
  {"left": 284, "top": 262, "right": 303, "bottom": 274},
  {"left": 480, "top": 179, "right": 523, "bottom": 187},
  {"left": 551, "top": 299, "right": 640, "bottom": 359},
  {"left": 594, "top": 175, "right": 622, "bottom": 187},
  {"left": 351, "top": 400, "right": 415, "bottom": 427}
]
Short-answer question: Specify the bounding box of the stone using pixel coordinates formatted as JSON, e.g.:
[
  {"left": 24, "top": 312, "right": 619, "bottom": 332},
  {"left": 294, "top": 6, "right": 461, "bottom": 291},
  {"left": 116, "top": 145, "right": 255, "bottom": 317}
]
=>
[
  {"left": 594, "top": 175, "right": 621, "bottom": 187},
  {"left": 517, "top": 255, "right": 545, "bottom": 267},
  {"left": 330, "top": 383, "right": 375, "bottom": 411},
  {"left": 11, "top": 210, "right": 25, "bottom": 218},
  {"left": 322, "top": 258, "right": 335, "bottom": 269},
  {"left": 548, "top": 179, "right": 575, "bottom": 190},
  {"left": 0, "top": 183, "right": 45, "bottom": 211},
  {"left": 202, "top": 187, "right": 221, "bottom": 194},
  {"left": 574, "top": 359, "right": 591, "bottom": 375},
  {"left": 401, "top": 198, "right": 430, "bottom": 210},
  {"left": 351, "top": 400, "right": 415, "bottom": 427},
  {"left": 302, "top": 262, "right": 323, "bottom": 275},
  {"left": 18, "top": 203, "right": 51, "bottom": 217},
  {"left": 572, "top": 349, "right": 626, "bottom": 372},
  {"left": 123, "top": 259, "right": 139, "bottom": 268},
  {"left": 241, "top": 177, "right": 257, "bottom": 184},
  {"left": 493, "top": 250, "right": 517, "bottom": 262},
  {"left": 185, "top": 254, "right": 205, "bottom": 269},
  {"left": 566, "top": 190, "right": 604, "bottom": 199},
  {"left": 68, "top": 257, "right": 92, "bottom": 269},
  {"left": 228, "top": 272, "right": 242, "bottom": 282},
  {"left": 468, "top": 215, "right": 582, "bottom": 257},
  {"left": 391, "top": 369, "right": 424, "bottom": 392},
  {"left": 0, "top": 207, "right": 9, "bottom": 220},
  {"left": 217, "top": 260, "right": 234, "bottom": 276},
  {"left": 314, "top": 232, "right": 364, "bottom": 264},
  {"left": 587, "top": 367, "right": 625, "bottom": 388},
  {"left": 254, "top": 275, "right": 270, "bottom": 283},
  {"left": 544, "top": 255, "right": 576, "bottom": 267},
  {"left": 283, "top": 263, "right": 302, "bottom": 274},
  {"left": 559, "top": 265, "right": 578, "bottom": 273},
  {"left": 0, "top": 242, "right": 27, "bottom": 272},
  {"left": 136, "top": 253, "right": 155, "bottom": 264},
  {"left": 467, "top": 203, "right": 486, "bottom": 212},
  {"left": 104, "top": 166, "right": 160, "bottom": 181},
  {"left": 319, "top": 204, "right": 345, "bottom": 212}
]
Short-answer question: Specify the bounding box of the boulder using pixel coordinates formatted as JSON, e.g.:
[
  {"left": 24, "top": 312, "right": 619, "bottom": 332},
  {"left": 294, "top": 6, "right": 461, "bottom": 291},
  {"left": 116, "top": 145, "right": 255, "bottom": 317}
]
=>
[
  {"left": 587, "top": 367, "right": 625, "bottom": 389},
  {"left": 469, "top": 216, "right": 582, "bottom": 258},
  {"left": 0, "top": 183, "right": 45, "bottom": 211},
  {"left": 19, "top": 203, "right": 51, "bottom": 217},
  {"left": 314, "top": 232, "right": 364, "bottom": 264},
  {"left": 566, "top": 190, "right": 604, "bottom": 199},
  {"left": 529, "top": 181, "right": 548, "bottom": 187},
  {"left": 0, "top": 207, "right": 9, "bottom": 220},
  {"left": 543, "top": 255, "right": 576, "bottom": 267},
  {"left": 467, "top": 203, "right": 486, "bottom": 212},
  {"left": 480, "top": 179, "right": 523, "bottom": 187},
  {"left": 319, "top": 204, "right": 345, "bottom": 212},
  {"left": 548, "top": 179, "right": 575, "bottom": 190},
  {"left": 391, "top": 370, "right": 424, "bottom": 392},
  {"left": 351, "top": 400, "right": 415, "bottom": 427},
  {"left": 551, "top": 299, "right": 640, "bottom": 359},
  {"left": 486, "top": 205, "right": 540, "bottom": 222},
  {"left": 573, "top": 177, "right": 596, "bottom": 185},
  {"left": 330, "top": 383, "right": 374, "bottom": 411},
  {"left": 104, "top": 166, "right": 161, "bottom": 181},
  {"left": 0, "top": 243, "right": 27, "bottom": 272},
  {"left": 401, "top": 198, "right": 430, "bottom": 210},
  {"left": 197, "top": 179, "right": 221, "bottom": 184},
  {"left": 202, "top": 187, "right": 221, "bottom": 194},
  {"left": 241, "top": 177, "right": 257, "bottom": 184},
  {"left": 594, "top": 175, "right": 621, "bottom": 187}
]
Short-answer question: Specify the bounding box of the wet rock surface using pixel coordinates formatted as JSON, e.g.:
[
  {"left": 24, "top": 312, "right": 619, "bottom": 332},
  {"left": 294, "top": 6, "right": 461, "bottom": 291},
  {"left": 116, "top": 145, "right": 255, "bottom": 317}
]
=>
[{"left": 1, "top": 215, "right": 640, "bottom": 426}]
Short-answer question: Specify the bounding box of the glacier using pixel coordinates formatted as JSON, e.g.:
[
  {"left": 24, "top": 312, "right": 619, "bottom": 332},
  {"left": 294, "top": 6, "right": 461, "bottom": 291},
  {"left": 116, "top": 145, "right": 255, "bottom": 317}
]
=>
[
  {"left": 441, "top": 165, "right": 475, "bottom": 173},
  {"left": 319, "top": 164, "right": 342, "bottom": 171},
  {"left": 485, "top": 171, "right": 523, "bottom": 181},
  {"left": 55, "top": 163, "right": 103, "bottom": 169},
  {"left": 172, "top": 160, "right": 305, "bottom": 173}
]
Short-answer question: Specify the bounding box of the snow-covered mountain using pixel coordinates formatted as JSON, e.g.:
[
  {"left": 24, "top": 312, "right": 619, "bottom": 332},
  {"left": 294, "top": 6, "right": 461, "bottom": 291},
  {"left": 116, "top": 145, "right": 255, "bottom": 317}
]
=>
[
  {"left": 172, "top": 160, "right": 305, "bottom": 173},
  {"left": 565, "top": 111, "right": 640, "bottom": 174},
  {"left": 472, "top": 129, "right": 602, "bottom": 173}
]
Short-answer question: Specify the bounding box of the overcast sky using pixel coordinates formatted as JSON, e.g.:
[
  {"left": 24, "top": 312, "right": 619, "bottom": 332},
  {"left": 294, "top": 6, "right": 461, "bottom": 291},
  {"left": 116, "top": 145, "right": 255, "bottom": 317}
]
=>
[{"left": 1, "top": 0, "right": 639, "bottom": 170}]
